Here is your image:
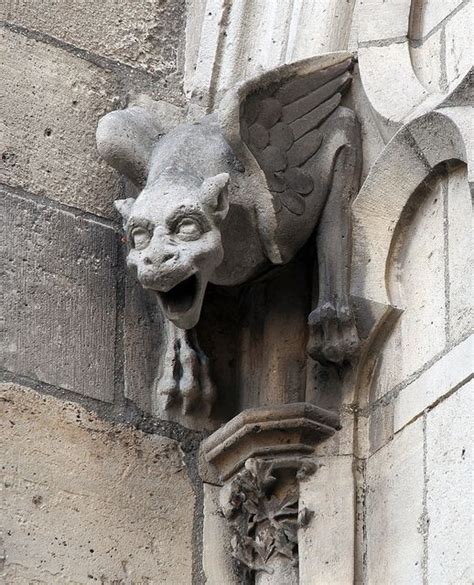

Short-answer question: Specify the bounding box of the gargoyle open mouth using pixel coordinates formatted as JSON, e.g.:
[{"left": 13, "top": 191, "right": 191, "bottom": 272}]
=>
[{"left": 157, "top": 274, "right": 199, "bottom": 315}]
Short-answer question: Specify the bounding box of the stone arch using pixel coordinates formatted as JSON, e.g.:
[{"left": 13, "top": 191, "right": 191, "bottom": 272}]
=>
[{"left": 351, "top": 108, "right": 469, "bottom": 410}]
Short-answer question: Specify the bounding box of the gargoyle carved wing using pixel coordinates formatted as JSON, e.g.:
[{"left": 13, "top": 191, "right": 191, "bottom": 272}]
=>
[{"left": 219, "top": 52, "right": 354, "bottom": 263}]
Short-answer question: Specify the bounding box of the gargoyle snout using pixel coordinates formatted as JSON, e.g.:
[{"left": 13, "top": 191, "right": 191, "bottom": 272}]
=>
[
  {"left": 139, "top": 233, "right": 179, "bottom": 267},
  {"left": 142, "top": 251, "right": 175, "bottom": 266}
]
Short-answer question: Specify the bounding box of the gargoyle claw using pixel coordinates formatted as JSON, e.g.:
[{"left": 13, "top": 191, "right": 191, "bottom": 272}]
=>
[
  {"left": 307, "top": 301, "right": 360, "bottom": 365},
  {"left": 155, "top": 326, "right": 216, "bottom": 416}
]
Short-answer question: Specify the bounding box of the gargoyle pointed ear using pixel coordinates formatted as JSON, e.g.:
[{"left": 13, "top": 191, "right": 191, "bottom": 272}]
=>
[
  {"left": 114, "top": 198, "right": 135, "bottom": 228},
  {"left": 200, "top": 173, "right": 230, "bottom": 223}
]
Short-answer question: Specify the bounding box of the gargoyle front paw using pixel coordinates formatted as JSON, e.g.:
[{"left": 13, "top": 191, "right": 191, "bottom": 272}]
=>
[
  {"left": 155, "top": 334, "right": 216, "bottom": 416},
  {"left": 307, "top": 301, "right": 360, "bottom": 365}
]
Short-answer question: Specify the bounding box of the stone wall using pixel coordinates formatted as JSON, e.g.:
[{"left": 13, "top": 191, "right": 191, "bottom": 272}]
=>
[
  {"left": 362, "top": 165, "right": 472, "bottom": 584},
  {"left": 1, "top": 1, "right": 472, "bottom": 584},
  {"left": 1, "top": 383, "right": 195, "bottom": 584},
  {"left": 0, "top": 4, "right": 206, "bottom": 583}
]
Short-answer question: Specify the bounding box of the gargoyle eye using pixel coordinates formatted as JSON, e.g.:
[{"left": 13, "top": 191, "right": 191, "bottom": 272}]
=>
[
  {"left": 130, "top": 227, "right": 151, "bottom": 250},
  {"left": 175, "top": 218, "right": 202, "bottom": 241}
]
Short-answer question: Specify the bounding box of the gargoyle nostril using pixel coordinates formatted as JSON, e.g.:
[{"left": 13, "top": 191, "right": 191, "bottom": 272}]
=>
[
  {"left": 162, "top": 253, "right": 174, "bottom": 263},
  {"left": 143, "top": 256, "right": 152, "bottom": 265}
]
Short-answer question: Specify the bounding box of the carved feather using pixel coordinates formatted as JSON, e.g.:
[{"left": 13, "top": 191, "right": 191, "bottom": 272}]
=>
[{"left": 238, "top": 57, "right": 353, "bottom": 216}]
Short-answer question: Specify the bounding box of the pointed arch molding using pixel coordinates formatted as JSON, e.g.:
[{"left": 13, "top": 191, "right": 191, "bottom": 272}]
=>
[{"left": 350, "top": 106, "right": 471, "bottom": 354}]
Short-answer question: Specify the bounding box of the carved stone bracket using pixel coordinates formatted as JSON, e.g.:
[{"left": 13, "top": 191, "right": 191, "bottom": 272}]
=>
[{"left": 200, "top": 403, "right": 340, "bottom": 582}]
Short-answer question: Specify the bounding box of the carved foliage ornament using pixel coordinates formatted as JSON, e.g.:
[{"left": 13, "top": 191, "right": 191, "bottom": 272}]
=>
[{"left": 222, "top": 458, "right": 313, "bottom": 575}]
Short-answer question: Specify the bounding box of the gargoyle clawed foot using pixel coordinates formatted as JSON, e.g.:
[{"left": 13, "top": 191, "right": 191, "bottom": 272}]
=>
[
  {"left": 307, "top": 301, "right": 360, "bottom": 365},
  {"left": 155, "top": 325, "right": 216, "bottom": 416}
]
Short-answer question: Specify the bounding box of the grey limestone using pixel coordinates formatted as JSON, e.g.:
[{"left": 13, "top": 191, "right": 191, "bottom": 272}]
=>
[
  {"left": 0, "top": 383, "right": 195, "bottom": 584},
  {"left": 366, "top": 419, "right": 425, "bottom": 584},
  {"left": 0, "top": 27, "right": 121, "bottom": 218},
  {"left": 97, "top": 52, "right": 362, "bottom": 418},
  {"left": 426, "top": 381, "right": 473, "bottom": 583},
  {"left": 1, "top": 189, "right": 118, "bottom": 402},
  {"left": 0, "top": 0, "right": 186, "bottom": 90}
]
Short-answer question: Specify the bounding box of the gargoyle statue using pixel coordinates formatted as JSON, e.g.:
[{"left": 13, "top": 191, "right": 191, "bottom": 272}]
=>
[{"left": 96, "top": 51, "right": 361, "bottom": 417}]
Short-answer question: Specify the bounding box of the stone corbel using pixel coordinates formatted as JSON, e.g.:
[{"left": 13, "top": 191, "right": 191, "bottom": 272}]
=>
[{"left": 200, "top": 403, "right": 341, "bottom": 582}]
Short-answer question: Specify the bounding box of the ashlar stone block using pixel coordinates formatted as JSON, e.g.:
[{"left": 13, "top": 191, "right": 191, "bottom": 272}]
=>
[
  {"left": 0, "top": 28, "right": 120, "bottom": 217},
  {"left": 410, "top": 28, "right": 444, "bottom": 93},
  {"left": 0, "top": 0, "right": 186, "bottom": 81},
  {"left": 1, "top": 190, "right": 118, "bottom": 402},
  {"left": 202, "top": 483, "right": 240, "bottom": 585},
  {"left": 0, "top": 383, "right": 195, "bottom": 584},
  {"left": 358, "top": 0, "right": 412, "bottom": 43},
  {"left": 447, "top": 165, "right": 473, "bottom": 341},
  {"left": 426, "top": 381, "right": 473, "bottom": 584},
  {"left": 393, "top": 335, "right": 473, "bottom": 432},
  {"left": 366, "top": 419, "right": 424, "bottom": 584},
  {"left": 299, "top": 456, "right": 355, "bottom": 584},
  {"left": 444, "top": 2, "right": 473, "bottom": 92}
]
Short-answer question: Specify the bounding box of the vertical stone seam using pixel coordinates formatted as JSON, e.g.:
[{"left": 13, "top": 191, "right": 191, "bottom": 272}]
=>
[
  {"left": 442, "top": 176, "right": 451, "bottom": 344},
  {"left": 182, "top": 450, "right": 206, "bottom": 585},
  {"left": 353, "top": 456, "right": 368, "bottom": 584},
  {"left": 439, "top": 26, "right": 449, "bottom": 94},
  {"left": 352, "top": 455, "right": 368, "bottom": 585},
  {"left": 112, "top": 225, "right": 127, "bottom": 407},
  {"left": 361, "top": 457, "right": 368, "bottom": 585},
  {"left": 421, "top": 412, "right": 429, "bottom": 584},
  {"left": 206, "top": 0, "right": 233, "bottom": 112}
]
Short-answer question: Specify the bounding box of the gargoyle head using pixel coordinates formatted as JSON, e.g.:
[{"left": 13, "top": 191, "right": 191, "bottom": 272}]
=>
[
  {"left": 117, "top": 170, "right": 229, "bottom": 329},
  {"left": 97, "top": 104, "right": 234, "bottom": 329}
]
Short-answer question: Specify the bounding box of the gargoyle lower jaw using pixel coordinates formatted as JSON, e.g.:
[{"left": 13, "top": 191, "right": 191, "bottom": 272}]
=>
[{"left": 155, "top": 274, "right": 206, "bottom": 329}]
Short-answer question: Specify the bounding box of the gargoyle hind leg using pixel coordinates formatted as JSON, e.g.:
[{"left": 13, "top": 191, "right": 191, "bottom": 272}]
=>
[
  {"left": 155, "top": 319, "right": 216, "bottom": 416},
  {"left": 307, "top": 114, "right": 361, "bottom": 365}
]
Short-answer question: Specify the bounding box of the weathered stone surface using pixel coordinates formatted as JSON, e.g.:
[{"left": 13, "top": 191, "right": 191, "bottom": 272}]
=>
[
  {"left": 358, "top": 42, "right": 431, "bottom": 127},
  {"left": 299, "top": 456, "right": 355, "bottom": 584},
  {"left": 410, "top": 28, "right": 444, "bottom": 93},
  {"left": 0, "top": 0, "right": 186, "bottom": 82},
  {"left": 369, "top": 400, "right": 394, "bottom": 454},
  {"left": 393, "top": 336, "right": 473, "bottom": 432},
  {"left": 186, "top": 0, "right": 354, "bottom": 106},
  {"left": 426, "top": 381, "right": 473, "bottom": 584},
  {"left": 0, "top": 190, "right": 117, "bottom": 402},
  {"left": 0, "top": 28, "right": 120, "bottom": 217},
  {"left": 444, "top": 2, "right": 472, "bottom": 92},
  {"left": 99, "top": 54, "right": 362, "bottom": 423},
  {"left": 447, "top": 166, "right": 473, "bottom": 341},
  {"left": 410, "top": 0, "right": 465, "bottom": 40},
  {"left": 123, "top": 277, "right": 164, "bottom": 414},
  {"left": 0, "top": 383, "right": 195, "bottom": 584},
  {"left": 350, "top": 68, "right": 387, "bottom": 182},
  {"left": 201, "top": 402, "right": 340, "bottom": 483},
  {"left": 283, "top": 0, "right": 355, "bottom": 60},
  {"left": 369, "top": 174, "right": 447, "bottom": 400},
  {"left": 366, "top": 420, "right": 424, "bottom": 584},
  {"left": 358, "top": 0, "right": 411, "bottom": 43},
  {"left": 202, "top": 483, "right": 240, "bottom": 585},
  {"left": 313, "top": 411, "right": 355, "bottom": 457}
]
